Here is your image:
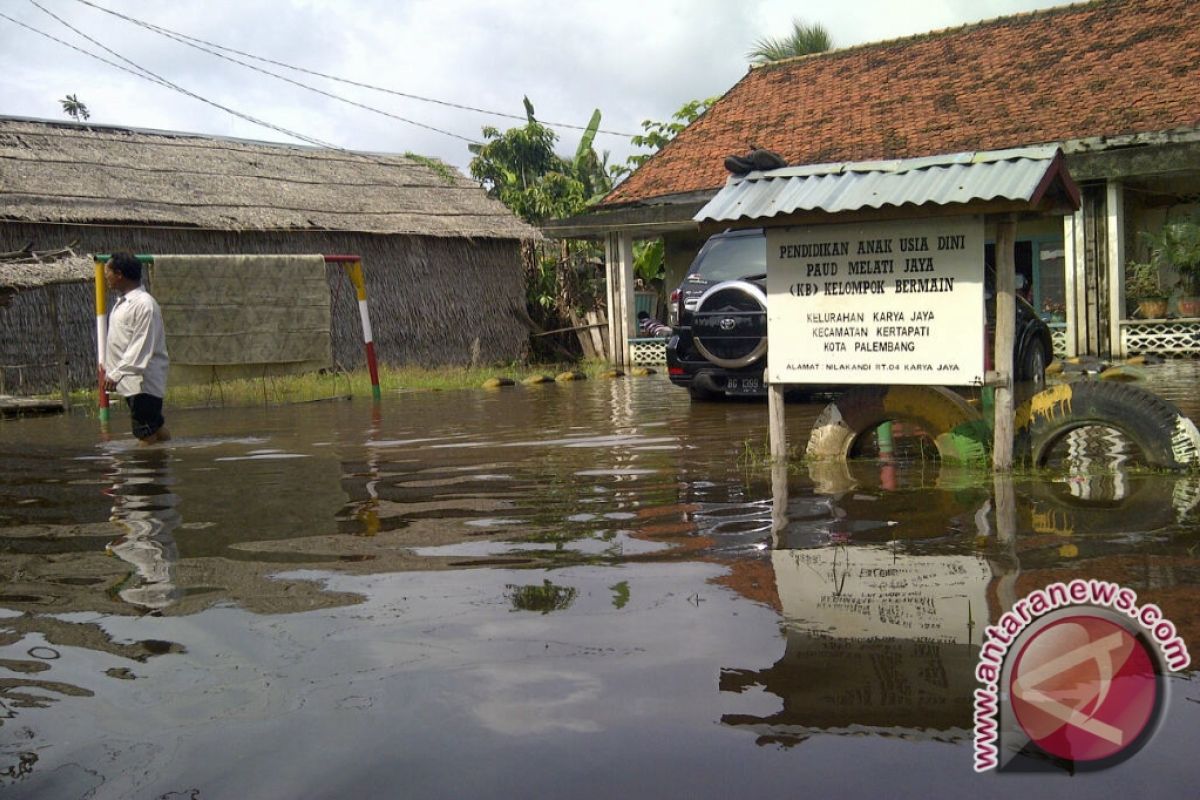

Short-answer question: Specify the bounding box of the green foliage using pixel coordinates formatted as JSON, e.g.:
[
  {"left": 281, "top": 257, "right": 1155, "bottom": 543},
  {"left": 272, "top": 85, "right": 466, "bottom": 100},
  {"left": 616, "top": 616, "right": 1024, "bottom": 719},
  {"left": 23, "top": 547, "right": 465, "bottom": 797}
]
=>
[
  {"left": 469, "top": 98, "right": 613, "bottom": 351},
  {"left": 747, "top": 19, "right": 833, "bottom": 64},
  {"left": 527, "top": 247, "right": 561, "bottom": 311},
  {"left": 1125, "top": 260, "right": 1168, "bottom": 299},
  {"left": 575, "top": 109, "right": 602, "bottom": 163},
  {"left": 59, "top": 93, "right": 89, "bottom": 121},
  {"left": 634, "top": 239, "right": 664, "bottom": 284},
  {"left": 468, "top": 96, "right": 611, "bottom": 224},
  {"left": 470, "top": 120, "right": 575, "bottom": 224},
  {"left": 403, "top": 152, "right": 458, "bottom": 185},
  {"left": 1143, "top": 220, "right": 1200, "bottom": 294},
  {"left": 612, "top": 96, "right": 719, "bottom": 180}
]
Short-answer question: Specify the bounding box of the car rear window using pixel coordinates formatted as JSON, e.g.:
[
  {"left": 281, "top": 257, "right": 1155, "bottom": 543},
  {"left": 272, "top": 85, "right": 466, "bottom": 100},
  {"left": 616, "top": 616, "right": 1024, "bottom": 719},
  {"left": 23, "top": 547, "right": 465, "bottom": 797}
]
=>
[{"left": 690, "top": 235, "right": 766, "bottom": 282}]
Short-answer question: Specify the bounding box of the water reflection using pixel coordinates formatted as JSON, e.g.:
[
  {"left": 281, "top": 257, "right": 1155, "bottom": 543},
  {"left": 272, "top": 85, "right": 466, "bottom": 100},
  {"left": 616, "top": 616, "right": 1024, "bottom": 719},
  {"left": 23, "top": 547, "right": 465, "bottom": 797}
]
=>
[
  {"left": 506, "top": 579, "right": 579, "bottom": 614},
  {"left": 737, "top": 454, "right": 1200, "bottom": 751},
  {"left": 1044, "top": 425, "right": 1141, "bottom": 472},
  {"left": 103, "top": 448, "right": 182, "bottom": 612},
  {"left": 721, "top": 632, "right": 980, "bottom": 744},
  {"left": 3, "top": 373, "right": 1200, "bottom": 795}
]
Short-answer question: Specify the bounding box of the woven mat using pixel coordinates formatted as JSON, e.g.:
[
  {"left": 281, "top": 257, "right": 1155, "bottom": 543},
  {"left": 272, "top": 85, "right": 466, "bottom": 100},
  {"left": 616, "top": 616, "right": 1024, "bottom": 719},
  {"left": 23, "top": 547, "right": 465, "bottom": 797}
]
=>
[{"left": 151, "top": 255, "right": 331, "bottom": 368}]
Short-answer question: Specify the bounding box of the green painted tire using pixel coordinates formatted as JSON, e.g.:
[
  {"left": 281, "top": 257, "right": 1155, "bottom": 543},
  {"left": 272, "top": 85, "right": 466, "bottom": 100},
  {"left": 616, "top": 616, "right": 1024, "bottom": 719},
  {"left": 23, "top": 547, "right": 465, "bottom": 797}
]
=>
[{"left": 806, "top": 385, "right": 989, "bottom": 463}]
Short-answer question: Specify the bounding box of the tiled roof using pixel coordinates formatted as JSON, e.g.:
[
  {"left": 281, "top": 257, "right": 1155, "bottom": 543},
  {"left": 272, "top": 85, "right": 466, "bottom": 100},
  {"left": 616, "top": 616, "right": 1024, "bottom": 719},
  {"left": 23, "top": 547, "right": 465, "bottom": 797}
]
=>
[{"left": 603, "top": 0, "right": 1200, "bottom": 208}]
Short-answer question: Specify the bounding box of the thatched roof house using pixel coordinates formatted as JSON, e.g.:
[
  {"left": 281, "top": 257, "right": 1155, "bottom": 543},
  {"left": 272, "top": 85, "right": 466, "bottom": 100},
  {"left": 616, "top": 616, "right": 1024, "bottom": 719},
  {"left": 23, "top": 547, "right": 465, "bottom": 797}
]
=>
[
  {"left": 0, "top": 246, "right": 93, "bottom": 302},
  {"left": 0, "top": 116, "right": 539, "bottom": 393}
]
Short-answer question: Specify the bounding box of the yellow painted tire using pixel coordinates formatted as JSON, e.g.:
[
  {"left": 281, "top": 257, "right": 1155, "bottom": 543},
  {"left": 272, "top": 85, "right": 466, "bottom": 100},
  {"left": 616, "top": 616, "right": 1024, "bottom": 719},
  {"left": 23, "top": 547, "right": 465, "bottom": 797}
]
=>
[{"left": 1014, "top": 381, "right": 1200, "bottom": 470}]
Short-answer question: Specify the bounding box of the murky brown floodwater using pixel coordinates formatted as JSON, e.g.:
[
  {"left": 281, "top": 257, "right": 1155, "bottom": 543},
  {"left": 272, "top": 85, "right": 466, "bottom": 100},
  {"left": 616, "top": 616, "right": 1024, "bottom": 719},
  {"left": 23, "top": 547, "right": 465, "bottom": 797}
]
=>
[{"left": 3, "top": 366, "right": 1200, "bottom": 798}]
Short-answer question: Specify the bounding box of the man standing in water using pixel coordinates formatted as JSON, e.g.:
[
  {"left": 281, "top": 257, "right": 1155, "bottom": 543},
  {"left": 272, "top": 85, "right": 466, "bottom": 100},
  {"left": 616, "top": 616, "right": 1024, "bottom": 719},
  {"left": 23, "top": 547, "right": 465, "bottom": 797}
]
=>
[{"left": 104, "top": 252, "right": 170, "bottom": 444}]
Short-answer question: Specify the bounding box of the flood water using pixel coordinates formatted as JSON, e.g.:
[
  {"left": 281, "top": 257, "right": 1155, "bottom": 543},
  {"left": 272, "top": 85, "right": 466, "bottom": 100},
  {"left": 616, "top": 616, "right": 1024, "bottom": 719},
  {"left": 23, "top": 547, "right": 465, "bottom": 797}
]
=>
[{"left": 3, "top": 366, "right": 1200, "bottom": 798}]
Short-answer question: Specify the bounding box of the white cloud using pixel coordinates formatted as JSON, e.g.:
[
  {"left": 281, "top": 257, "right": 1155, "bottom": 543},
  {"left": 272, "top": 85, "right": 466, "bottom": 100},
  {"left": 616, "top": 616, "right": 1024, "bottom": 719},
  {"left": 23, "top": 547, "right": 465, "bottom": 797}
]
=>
[
  {"left": 0, "top": 0, "right": 1068, "bottom": 174},
  {"left": 468, "top": 664, "right": 604, "bottom": 736}
]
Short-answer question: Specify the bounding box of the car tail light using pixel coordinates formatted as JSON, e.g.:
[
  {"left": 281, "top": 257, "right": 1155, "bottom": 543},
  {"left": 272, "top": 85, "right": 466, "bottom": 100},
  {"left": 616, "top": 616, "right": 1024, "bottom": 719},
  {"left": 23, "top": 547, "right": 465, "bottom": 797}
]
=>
[
  {"left": 668, "top": 366, "right": 685, "bottom": 376},
  {"left": 669, "top": 289, "right": 681, "bottom": 326}
]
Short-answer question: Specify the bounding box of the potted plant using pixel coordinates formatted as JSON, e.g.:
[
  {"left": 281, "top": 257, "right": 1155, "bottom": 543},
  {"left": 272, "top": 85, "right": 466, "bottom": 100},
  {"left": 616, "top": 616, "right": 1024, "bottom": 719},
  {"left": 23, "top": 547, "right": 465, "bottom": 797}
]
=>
[
  {"left": 1125, "top": 259, "right": 1170, "bottom": 319},
  {"left": 1144, "top": 221, "right": 1200, "bottom": 317}
]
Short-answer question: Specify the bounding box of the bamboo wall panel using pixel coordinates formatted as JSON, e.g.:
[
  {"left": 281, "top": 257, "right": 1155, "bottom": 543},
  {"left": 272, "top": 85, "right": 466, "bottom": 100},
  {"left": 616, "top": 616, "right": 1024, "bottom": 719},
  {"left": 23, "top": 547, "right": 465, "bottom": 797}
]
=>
[{"left": 0, "top": 223, "right": 529, "bottom": 393}]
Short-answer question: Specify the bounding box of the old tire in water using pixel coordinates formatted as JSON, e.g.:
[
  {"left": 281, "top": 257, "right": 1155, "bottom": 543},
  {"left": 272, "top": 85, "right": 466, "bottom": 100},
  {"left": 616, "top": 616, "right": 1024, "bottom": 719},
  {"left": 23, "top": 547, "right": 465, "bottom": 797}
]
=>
[
  {"left": 806, "top": 385, "right": 990, "bottom": 463},
  {"left": 1014, "top": 381, "right": 1200, "bottom": 470}
]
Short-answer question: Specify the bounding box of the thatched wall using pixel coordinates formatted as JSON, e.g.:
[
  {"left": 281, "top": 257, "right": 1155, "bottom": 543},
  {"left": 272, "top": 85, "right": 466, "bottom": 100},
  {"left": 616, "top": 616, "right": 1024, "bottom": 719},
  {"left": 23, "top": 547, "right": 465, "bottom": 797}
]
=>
[
  {"left": 0, "top": 280, "right": 94, "bottom": 394},
  {"left": 0, "top": 222, "right": 529, "bottom": 394}
]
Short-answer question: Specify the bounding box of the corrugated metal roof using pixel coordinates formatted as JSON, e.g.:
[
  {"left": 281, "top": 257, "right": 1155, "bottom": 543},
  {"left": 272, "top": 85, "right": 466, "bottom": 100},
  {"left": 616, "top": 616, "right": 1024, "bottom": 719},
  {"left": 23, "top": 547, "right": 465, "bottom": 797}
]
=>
[{"left": 694, "top": 146, "right": 1070, "bottom": 223}]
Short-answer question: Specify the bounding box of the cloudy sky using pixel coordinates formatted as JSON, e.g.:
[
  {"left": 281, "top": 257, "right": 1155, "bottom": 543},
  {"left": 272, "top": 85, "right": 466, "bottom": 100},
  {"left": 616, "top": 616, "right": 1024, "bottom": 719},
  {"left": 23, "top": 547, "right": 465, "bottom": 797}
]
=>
[{"left": 1, "top": 0, "right": 1068, "bottom": 175}]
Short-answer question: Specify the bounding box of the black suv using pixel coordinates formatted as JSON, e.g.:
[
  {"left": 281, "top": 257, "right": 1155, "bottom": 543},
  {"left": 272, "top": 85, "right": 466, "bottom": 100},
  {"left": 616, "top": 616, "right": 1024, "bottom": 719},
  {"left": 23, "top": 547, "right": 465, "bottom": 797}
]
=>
[{"left": 666, "top": 228, "right": 1053, "bottom": 401}]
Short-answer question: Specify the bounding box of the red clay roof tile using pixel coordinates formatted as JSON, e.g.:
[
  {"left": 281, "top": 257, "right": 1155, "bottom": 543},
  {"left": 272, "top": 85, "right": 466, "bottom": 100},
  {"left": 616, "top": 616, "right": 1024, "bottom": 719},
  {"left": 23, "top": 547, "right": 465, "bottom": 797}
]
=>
[{"left": 603, "top": 0, "right": 1200, "bottom": 207}]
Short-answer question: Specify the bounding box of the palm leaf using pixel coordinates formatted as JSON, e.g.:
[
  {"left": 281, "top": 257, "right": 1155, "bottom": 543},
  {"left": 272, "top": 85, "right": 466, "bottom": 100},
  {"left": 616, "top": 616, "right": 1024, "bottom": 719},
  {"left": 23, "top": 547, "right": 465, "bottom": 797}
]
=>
[{"left": 574, "top": 109, "right": 602, "bottom": 164}]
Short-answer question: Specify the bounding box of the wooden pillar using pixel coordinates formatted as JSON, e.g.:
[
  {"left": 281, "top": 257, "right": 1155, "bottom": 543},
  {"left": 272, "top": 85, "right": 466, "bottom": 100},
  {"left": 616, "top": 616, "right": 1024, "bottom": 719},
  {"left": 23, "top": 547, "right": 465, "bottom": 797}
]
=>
[
  {"left": 344, "top": 260, "right": 381, "bottom": 401},
  {"left": 767, "top": 381, "right": 787, "bottom": 462},
  {"left": 618, "top": 232, "right": 634, "bottom": 368},
  {"left": 94, "top": 258, "right": 110, "bottom": 427},
  {"left": 604, "top": 232, "right": 635, "bottom": 368},
  {"left": 1076, "top": 186, "right": 1108, "bottom": 357},
  {"left": 770, "top": 458, "right": 788, "bottom": 549},
  {"left": 1106, "top": 180, "right": 1127, "bottom": 358},
  {"left": 1063, "top": 211, "right": 1081, "bottom": 358},
  {"left": 992, "top": 218, "right": 1016, "bottom": 471}
]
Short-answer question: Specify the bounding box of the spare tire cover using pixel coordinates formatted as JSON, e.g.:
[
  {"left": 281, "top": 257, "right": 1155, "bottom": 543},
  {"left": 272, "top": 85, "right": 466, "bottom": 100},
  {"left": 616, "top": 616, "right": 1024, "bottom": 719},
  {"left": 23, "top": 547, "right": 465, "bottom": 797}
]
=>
[{"left": 692, "top": 280, "right": 767, "bottom": 369}]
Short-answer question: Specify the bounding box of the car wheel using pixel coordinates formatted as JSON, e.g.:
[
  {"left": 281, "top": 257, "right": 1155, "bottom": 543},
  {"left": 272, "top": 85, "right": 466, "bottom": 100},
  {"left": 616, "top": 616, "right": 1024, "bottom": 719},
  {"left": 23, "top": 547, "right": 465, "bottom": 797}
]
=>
[{"left": 1019, "top": 341, "right": 1048, "bottom": 387}]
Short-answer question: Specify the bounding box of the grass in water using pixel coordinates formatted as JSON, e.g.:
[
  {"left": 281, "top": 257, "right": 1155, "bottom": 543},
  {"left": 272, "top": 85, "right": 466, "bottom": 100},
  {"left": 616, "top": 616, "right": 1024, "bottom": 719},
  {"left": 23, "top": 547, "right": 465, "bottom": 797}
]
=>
[{"left": 736, "top": 436, "right": 804, "bottom": 472}]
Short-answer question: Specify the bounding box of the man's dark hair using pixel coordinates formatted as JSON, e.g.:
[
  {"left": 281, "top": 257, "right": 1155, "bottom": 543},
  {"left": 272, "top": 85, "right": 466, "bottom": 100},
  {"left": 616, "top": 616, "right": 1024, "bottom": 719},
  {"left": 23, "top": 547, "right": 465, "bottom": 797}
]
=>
[{"left": 108, "top": 252, "right": 142, "bottom": 282}]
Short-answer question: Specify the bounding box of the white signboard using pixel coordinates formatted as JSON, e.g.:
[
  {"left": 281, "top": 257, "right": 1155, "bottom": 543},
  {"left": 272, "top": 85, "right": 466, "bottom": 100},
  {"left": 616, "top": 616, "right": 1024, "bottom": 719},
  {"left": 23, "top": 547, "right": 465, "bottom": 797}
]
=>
[{"left": 767, "top": 217, "right": 986, "bottom": 385}]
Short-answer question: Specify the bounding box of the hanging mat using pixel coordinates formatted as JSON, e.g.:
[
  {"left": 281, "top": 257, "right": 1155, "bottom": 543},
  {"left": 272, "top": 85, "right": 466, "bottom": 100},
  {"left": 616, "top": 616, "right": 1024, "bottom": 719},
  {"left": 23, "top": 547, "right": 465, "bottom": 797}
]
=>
[{"left": 151, "top": 255, "right": 331, "bottom": 369}]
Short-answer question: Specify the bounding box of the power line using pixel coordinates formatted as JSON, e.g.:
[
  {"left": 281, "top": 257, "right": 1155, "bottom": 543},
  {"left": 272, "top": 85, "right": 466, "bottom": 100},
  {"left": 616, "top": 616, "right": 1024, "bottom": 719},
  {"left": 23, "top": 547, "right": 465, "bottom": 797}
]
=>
[
  {"left": 30, "top": 0, "right": 479, "bottom": 145},
  {"left": 5, "top": 7, "right": 346, "bottom": 152},
  {"left": 68, "top": 0, "right": 638, "bottom": 139}
]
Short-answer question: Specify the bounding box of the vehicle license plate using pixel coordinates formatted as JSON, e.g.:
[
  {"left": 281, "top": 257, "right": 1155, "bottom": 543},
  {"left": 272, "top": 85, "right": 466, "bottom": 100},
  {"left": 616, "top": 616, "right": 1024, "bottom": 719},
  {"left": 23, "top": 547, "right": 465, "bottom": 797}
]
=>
[{"left": 726, "top": 376, "right": 762, "bottom": 395}]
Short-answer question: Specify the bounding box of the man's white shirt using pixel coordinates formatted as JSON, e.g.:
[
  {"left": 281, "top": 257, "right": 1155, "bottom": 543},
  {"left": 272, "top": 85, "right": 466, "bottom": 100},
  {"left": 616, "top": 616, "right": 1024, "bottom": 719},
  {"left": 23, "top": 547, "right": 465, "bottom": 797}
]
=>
[{"left": 105, "top": 286, "right": 168, "bottom": 397}]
